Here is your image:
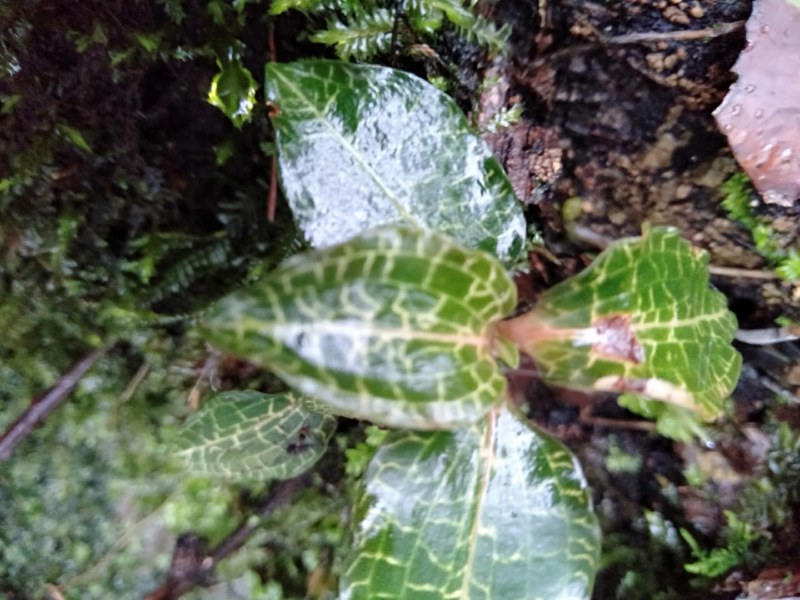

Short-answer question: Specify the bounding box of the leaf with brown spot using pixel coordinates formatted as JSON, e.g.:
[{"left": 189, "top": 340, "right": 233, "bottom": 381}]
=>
[{"left": 496, "top": 227, "right": 741, "bottom": 422}]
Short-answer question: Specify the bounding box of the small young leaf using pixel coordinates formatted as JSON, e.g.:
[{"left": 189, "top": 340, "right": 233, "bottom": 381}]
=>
[
  {"left": 174, "top": 390, "right": 336, "bottom": 481},
  {"left": 203, "top": 226, "right": 517, "bottom": 429},
  {"left": 265, "top": 59, "right": 525, "bottom": 265},
  {"left": 498, "top": 226, "right": 741, "bottom": 421},
  {"left": 341, "top": 407, "right": 600, "bottom": 599},
  {"left": 208, "top": 55, "right": 257, "bottom": 128},
  {"left": 58, "top": 124, "right": 93, "bottom": 153}
]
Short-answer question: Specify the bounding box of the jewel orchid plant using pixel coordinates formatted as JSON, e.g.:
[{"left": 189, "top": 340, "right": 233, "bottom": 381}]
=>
[{"left": 176, "top": 60, "right": 741, "bottom": 599}]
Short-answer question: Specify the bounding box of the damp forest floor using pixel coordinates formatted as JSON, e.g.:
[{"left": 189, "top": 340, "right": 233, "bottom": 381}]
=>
[
  {"left": 1, "top": 1, "right": 800, "bottom": 599},
  {"left": 482, "top": 2, "right": 800, "bottom": 599}
]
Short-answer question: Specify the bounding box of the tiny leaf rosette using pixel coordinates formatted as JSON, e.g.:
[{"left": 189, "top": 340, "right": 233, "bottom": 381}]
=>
[
  {"left": 265, "top": 59, "right": 526, "bottom": 265},
  {"left": 203, "top": 226, "right": 517, "bottom": 429},
  {"left": 341, "top": 407, "right": 600, "bottom": 599},
  {"left": 498, "top": 226, "right": 741, "bottom": 421},
  {"left": 175, "top": 390, "right": 336, "bottom": 481}
]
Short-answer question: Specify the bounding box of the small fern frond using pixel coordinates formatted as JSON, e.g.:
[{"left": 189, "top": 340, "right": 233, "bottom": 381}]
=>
[
  {"left": 426, "top": 0, "right": 473, "bottom": 27},
  {"left": 270, "top": 0, "right": 380, "bottom": 17},
  {"left": 157, "top": 0, "right": 186, "bottom": 24},
  {"left": 270, "top": 0, "right": 338, "bottom": 16},
  {"left": 278, "top": 0, "right": 507, "bottom": 58},
  {"left": 311, "top": 8, "right": 394, "bottom": 60},
  {"left": 337, "top": 0, "right": 382, "bottom": 18},
  {"left": 457, "top": 16, "right": 509, "bottom": 53},
  {"left": 425, "top": 0, "right": 508, "bottom": 53}
]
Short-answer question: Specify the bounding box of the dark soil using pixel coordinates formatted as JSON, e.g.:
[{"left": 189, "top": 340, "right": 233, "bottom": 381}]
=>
[{"left": 478, "top": 2, "right": 800, "bottom": 598}]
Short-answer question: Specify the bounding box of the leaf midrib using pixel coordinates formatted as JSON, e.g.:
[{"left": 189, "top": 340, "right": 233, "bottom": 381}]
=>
[
  {"left": 458, "top": 411, "right": 497, "bottom": 598},
  {"left": 241, "top": 318, "right": 491, "bottom": 349}
]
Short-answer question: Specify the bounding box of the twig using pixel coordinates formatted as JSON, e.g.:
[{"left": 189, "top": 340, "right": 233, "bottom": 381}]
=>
[
  {"left": 143, "top": 473, "right": 311, "bottom": 600},
  {"left": 708, "top": 265, "right": 779, "bottom": 280},
  {"left": 268, "top": 152, "right": 277, "bottom": 222},
  {"left": 186, "top": 347, "right": 221, "bottom": 410},
  {"left": 268, "top": 19, "right": 276, "bottom": 63},
  {"left": 121, "top": 361, "right": 151, "bottom": 403},
  {"left": 599, "top": 21, "right": 744, "bottom": 45},
  {"left": 390, "top": 0, "right": 403, "bottom": 56},
  {"left": 581, "top": 413, "right": 657, "bottom": 432},
  {"left": 43, "top": 585, "right": 66, "bottom": 600},
  {"left": 0, "top": 346, "right": 107, "bottom": 462},
  {"left": 267, "top": 20, "right": 278, "bottom": 222},
  {"left": 736, "top": 327, "right": 800, "bottom": 345},
  {"left": 529, "top": 20, "right": 743, "bottom": 67},
  {"left": 62, "top": 489, "right": 180, "bottom": 589},
  {"left": 760, "top": 377, "right": 799, "bottom": 404}
]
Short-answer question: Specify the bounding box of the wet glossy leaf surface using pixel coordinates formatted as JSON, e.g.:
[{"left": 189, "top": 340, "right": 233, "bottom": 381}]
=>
[
  {"left": 265, "top": 59, "right": 525, "bottom": 265},
  {"left": 204, "top": 226, "right": 517, "bottom": 429},
  {"left": 208, "top": 55, "right": 257, "bottom": 128},
  {"left": 499, "top": 227, "right": 741, "bottom": 420},
  {"left": 341, "top": 407, "right": 600, "bottom": 599},
  {"left": 174, "top": 390, "right": 336, "bottom": 481}
]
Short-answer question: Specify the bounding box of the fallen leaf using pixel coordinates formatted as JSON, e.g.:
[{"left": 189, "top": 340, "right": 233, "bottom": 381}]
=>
[{"left": 713, "top": 0, "right": 800, "bottom": 206}]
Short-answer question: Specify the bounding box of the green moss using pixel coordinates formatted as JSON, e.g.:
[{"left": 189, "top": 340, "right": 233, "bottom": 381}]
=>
[
  {"left": 271, "top": 0, "right": 509, "bottom": 60},
  {"left": 721, "top": 173, "right": 799, "bottom": 282}
]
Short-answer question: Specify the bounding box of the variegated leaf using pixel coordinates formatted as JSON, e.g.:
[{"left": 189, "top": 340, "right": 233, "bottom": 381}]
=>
[
  {"left": 265, "top": 59, "right": 526, "bottom": 265},
  {"left": 174, "top": 390, "right": 336, "bottom": 481},
  {"left": 498, "top": 226, "right": 741, "bottom": 421},
  {"left": 204, "top": 226, "right": 518, "bottom": 429},
  {"left": 341, "top": 407, "right": 600, "bottom": 599}
]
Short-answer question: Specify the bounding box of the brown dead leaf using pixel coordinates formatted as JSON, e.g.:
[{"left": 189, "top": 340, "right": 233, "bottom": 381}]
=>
[{"left": 713, "top": 0, "right": 800, "bottom": 207}]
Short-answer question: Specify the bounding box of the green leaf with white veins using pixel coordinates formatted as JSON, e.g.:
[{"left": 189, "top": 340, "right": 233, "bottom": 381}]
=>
[
  {"left": 497, "top": 226, "right": 741, "bottom": 423},
  {"left": 265, "top": 59, "right": 526, "bottom": 266},
  {"left": 341, "top": 407, "right": 600, "bottom": 599},
  {"left": 174, "top": 390, "right": 336, "bottom": 481},
  {"left": 203, "top": 226, "right": 518, "bottom": 429}
]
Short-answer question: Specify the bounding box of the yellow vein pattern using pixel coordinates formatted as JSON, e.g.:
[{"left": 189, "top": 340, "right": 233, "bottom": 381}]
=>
[
  {"left": 174, "top": 390, "right": 336, "bottom": 481},
  {"left": 519, "top": 226, "right": 741, "bottom": 420},
  {"left": 204, "top": 226, "right": 517, "bottom": 429},
  {"left": 341, "top": 407, "right": 600, "bottom": 599},
  {"left": 265, "top": 59, "right": 525, "bottom": 265}
]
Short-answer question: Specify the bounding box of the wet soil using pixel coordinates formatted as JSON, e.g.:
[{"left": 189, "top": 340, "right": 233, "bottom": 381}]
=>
[
  {"left": 478, "top": 1, "right": 800, "bottom": 598},
  {"left": 482, "top": 0, "right": 798, "bottom": 323}
]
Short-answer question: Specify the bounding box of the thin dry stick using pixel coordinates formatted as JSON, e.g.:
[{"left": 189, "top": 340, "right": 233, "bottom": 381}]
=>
[
  {"left": 121, "top": 361, "right": 151, "bottom": 403},
  {"left": 0, "top": 346, "right": 106, "bottom": 462},
  {"left": 735, "top": 327, "right": 800, "bottom": 345},
  {"left": 599, "top": 21, "right": 744, "bottom": 45},
  {"left": 210, "top": 472, "right": 309, "bottom": 564},
  {"left": 268, "top": 152, "right": 278, "bottom": 222},
  {"left": 62, "top": 488, "right": 181, "bottom": 590},
  {"left": 532, "top": 20, "right": 744, "bottom": 66},
  {"left": 708, "top": 265, "right": 780, "bottom": 280},
  {"left": 267, "top": 20, "right": 278, "bottom": 222},
  {"left": 581, "top": 414, "right": 657, "bottom": 432},
  {"left": 143, "top": 473, "right": 310, "bottom": 600}
]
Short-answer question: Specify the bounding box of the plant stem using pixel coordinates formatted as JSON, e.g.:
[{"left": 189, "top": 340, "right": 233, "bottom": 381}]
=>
[{"left": 143, "top": 473, "right": 310, "bottom": 600}]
